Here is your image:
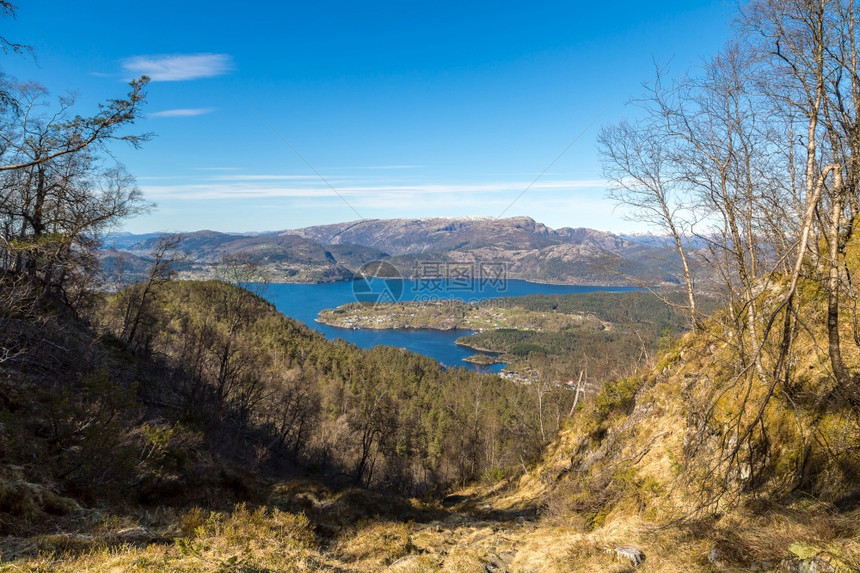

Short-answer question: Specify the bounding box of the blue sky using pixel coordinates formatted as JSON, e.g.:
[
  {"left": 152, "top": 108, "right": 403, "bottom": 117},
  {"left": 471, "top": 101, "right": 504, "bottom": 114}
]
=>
[{"left": 3, "top": 1, "right": 734, "bottom": 233}]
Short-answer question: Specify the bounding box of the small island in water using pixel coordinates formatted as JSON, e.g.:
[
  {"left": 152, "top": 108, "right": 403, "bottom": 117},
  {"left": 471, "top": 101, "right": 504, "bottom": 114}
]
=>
[
  {"left": 316, "top": 297, "right": 615, "bottom": 369},
  {"left": 316, "top": 291, "right": 693, "bottom": 377},
  {"left": 462, "top": 352, "right": 504, "bottom": 365},
  {"left": 316, "top": 298, "right": 607, "bottom": 332}
]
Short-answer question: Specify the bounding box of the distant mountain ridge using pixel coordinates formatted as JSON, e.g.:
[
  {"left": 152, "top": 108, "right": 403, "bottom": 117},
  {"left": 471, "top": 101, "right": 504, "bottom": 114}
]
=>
[{"left": 108, "top": 216, "right": 683, "bottom": 286}]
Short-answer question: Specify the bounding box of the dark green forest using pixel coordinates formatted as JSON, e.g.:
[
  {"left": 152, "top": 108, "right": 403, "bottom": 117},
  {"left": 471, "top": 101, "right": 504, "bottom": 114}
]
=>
[
  {"left": 99, "top": 279, "right": 569, "bottom": 494},
  {"left": 458, "top": 291, "right": 704, "bottom": 381}
]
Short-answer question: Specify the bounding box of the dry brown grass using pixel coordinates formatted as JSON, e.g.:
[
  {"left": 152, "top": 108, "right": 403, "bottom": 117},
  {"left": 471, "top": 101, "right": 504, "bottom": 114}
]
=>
[
  {"left": 1, "top": 494, "right": 856, "bottom": 572},
  {"left": 335, "top": 520, "right": 415, "bottom": 566},
  {"left": 0, "top": 502, "right": 331, "bottom": 573}
]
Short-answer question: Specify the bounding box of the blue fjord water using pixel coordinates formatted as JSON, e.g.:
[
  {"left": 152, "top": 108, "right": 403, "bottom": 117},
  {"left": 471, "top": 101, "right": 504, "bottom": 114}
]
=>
[{"left": 257, "top": 280, "right": 635, "bottom": 371}]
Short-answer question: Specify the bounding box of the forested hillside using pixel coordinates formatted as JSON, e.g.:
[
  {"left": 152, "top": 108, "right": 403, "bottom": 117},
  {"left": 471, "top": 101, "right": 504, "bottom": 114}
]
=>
[
  {"left": 3, "top": 274, "right": 582, "bottom": 522},
  {"left": 100, "top": 279, "right": 571, "bottom": 493}
]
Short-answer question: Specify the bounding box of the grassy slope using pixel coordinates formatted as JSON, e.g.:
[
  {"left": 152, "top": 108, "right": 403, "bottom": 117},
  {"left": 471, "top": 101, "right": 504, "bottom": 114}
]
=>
[{"left": 479, "top": 283, "right": 860, "bottom": 571}]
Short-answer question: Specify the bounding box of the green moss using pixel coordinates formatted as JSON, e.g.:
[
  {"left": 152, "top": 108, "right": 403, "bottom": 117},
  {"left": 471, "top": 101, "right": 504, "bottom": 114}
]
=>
[
  {"left": 593, "top": 376, "right": 643, "bottom": 419},
  {"left": 788, "top": 542, "right": 820, "bottom": 559}
]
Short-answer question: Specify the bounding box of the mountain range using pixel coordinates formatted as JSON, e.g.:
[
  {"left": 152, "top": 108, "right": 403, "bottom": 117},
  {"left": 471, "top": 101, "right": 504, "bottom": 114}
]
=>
[{"left": 106, "top": 216, "right": 683, "bottom": 286}]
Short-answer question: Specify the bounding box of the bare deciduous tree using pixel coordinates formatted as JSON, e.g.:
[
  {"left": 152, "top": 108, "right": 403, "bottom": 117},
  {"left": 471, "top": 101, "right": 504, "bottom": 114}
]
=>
[
  {"left": 118, "top": 234, "right": 183, "bottom": 353},
  {"left": 601, "top": 0, "right": 860, "bottom": 505},
  {"left": 598, "top": 77, "right": 699, "bottom": 329},
  {"left": 0, "top": 78, "right": 151, "bottom": 302}
]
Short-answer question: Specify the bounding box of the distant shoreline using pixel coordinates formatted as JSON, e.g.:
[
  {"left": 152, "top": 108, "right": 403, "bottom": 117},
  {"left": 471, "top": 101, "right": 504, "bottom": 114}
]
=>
[
  {"left": 253, "top": 276, "right": 639, "bottom": 287},
  {"left": 314, "top": 317, "right": 469, "bottom": 334}
]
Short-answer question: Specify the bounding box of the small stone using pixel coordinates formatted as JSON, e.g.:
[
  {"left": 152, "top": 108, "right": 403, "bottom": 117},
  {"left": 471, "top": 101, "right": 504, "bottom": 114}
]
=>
[
  {"left": 484, "top": 553, "right": 510, "bottom": 572},
  {"left": 389, "top": 554, "right": 419, "bottom": 570},
  {"left": 497, "top": 550, "right": 516, "bottom": 564},
  {"left": 779, "top": 556, "right": 835, "bottom": 573},
  {"left": 605, "top": 545, "right": 645, "bottom": 567},
  {"left": 114, "top": 526, "right": 150, "bottom": 538},
  {"left": 707, "top": 540, "right": 743, "bottom": 569}
]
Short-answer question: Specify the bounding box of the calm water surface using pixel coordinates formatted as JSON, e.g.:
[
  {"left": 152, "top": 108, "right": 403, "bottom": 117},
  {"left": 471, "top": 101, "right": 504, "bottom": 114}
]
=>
[{"left": 256, "top": 280, "right": 635, "bottom": 372}]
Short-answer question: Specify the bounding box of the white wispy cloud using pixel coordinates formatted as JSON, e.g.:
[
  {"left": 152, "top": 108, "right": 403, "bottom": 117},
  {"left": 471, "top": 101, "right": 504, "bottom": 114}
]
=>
[
  {"left": 344, "top": 165, "right": 425, "bottom": 170},
  {"left": 149, "top": 107, "right": 216, "bottom": 118},
  {"left": 138, "top": 178, "right": 606, "bottom": 201},
  {"left": 122, "top": 53, "right": 234, "bottom": 81},
  {"left": 208, "top": 174, "right": 350, "bottom": 182}
]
